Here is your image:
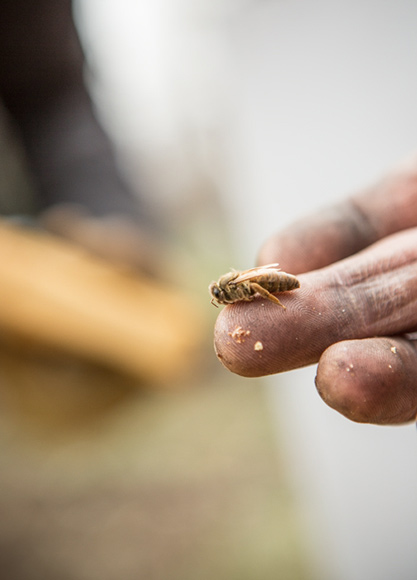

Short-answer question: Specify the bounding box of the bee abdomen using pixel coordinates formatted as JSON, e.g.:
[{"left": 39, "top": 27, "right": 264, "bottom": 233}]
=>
[
  {"left": 265, "top": 273, "right": 300, "bottom": 293},
  {"left": 279, "top": 273, "right": 300, "bottom": 292}
]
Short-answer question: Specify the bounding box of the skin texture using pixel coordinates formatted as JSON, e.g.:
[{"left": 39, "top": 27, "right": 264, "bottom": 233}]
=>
[{"left": 214, "top": 154, "right": 417, "bottom": 425}]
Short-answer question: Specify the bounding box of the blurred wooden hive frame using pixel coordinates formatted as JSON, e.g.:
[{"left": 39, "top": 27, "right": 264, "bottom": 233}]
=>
[{"left": 0, "top": 220, "right": 205, "bottom": 385}]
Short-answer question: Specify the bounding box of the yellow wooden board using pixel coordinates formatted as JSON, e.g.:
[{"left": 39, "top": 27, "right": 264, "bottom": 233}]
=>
[{"left": 0, "top": 220, "right": 205, "bottom": 384}]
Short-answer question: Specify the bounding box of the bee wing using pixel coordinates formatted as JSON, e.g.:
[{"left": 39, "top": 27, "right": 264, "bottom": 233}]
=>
[
  {"left": 260, "top": 263, "right": 281, "bottom": 269},
  {"left": 231, "top": 263, "right": 280, "bottom": 277},
  {"left": 243, "top": 263, "right": 280, "bottom": 272},
  {"left": 232, "top": 265, "right": 281, "bottom": 284}
]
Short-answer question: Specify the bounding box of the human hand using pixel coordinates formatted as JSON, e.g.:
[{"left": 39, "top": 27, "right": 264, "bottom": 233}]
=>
[{"left": 214, "top": 154, "right": 417, "bottom": 424}]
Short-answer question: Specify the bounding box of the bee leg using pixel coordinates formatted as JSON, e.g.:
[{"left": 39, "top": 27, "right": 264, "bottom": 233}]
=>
[{"left": 250, "top": 283, "right": 286, "bottom": 309}]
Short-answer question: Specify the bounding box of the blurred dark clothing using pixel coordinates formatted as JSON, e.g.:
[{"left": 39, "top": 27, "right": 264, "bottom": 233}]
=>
[{"left": 0, "top": 0, "right": 142, "bottom": 218}]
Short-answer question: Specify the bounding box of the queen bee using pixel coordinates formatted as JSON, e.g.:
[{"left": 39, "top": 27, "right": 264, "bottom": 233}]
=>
[{"left": 209, "top": 263, "right": 300, "bottom": 309}]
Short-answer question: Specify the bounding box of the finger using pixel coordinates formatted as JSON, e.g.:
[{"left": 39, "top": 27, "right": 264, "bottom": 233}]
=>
[
  {"left": 258, "top": 154, "right": 417, "bottom": 274},
  {"left": 315, "top": 336, "right": 417, "bottom": 425},
  {"left": 257, "top": 200, "right": 375, "bottom": 275},
  {"left": 214, "top": 228, "right": 417, "bottom": 378}
]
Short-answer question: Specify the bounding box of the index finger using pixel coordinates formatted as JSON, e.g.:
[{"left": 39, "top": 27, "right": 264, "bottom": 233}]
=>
[{"left": 214, "top": 228, "right": 417, "bottom": 377}]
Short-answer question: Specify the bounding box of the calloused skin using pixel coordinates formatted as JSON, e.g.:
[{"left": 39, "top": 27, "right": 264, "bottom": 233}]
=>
[{"left": 214, "top": 154, "right": 417, "bottom": 425}]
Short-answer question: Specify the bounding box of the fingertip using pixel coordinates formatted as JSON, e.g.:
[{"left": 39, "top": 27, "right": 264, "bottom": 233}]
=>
[
  {"left": 315, "top": 341, "right": 375, "bottom": 423},
  {"left": 256, "top": 231, "right": 310, "bottom": 274},
  {"left": 257, "top": 202, "right": 375, "bottom": 274},
  {"left": 315, "top": 338, "right": 417, "bottom": 424},
  {"left": 213, "top": 303, "right": 270, "bottom": 377},
  {"left": 213, "top": 284, "right": 325, "bottom": 377},
  {"left": 256, "top": 234, "right": 283, "bottom": 269}
]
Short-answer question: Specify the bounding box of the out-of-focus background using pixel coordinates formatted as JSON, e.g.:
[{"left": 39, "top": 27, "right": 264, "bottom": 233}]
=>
[{"left": 1, "top": 0, "right": 417, "bottom": 579}]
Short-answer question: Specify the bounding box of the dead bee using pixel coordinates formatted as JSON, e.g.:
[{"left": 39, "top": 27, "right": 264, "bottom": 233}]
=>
[{"left": 209, "top": 263, "right": 300, "bottom": 309}]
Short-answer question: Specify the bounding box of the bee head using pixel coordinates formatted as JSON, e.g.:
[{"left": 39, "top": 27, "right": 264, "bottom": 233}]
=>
[{"left": 209, "top": 282, "right": 222, "bottom": 307}]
